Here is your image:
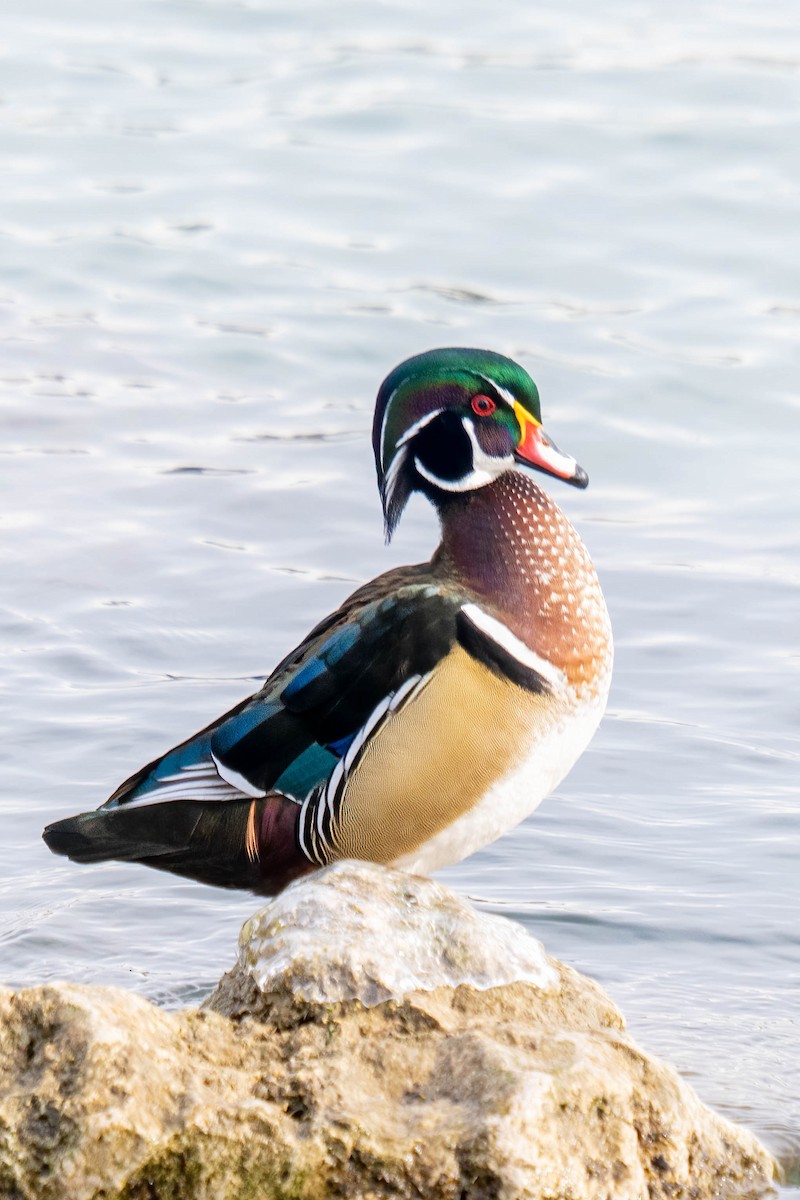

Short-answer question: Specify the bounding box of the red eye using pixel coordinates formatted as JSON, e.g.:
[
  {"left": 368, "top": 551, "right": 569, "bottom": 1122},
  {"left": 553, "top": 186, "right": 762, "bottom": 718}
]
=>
[{"left": 471, "top": 394, "right": 496, "bottom": 417}]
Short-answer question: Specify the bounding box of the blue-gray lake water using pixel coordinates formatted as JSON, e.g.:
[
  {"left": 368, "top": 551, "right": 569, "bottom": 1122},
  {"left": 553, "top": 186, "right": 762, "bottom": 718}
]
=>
[{"left": 1, "top": 0, "right": 798, "bottom": 1189}]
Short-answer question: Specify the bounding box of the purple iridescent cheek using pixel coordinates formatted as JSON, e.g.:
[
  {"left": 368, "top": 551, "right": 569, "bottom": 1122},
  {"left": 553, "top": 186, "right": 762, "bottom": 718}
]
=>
[{"left": 471, "top": 416, "right": 517, "bottom": 460}]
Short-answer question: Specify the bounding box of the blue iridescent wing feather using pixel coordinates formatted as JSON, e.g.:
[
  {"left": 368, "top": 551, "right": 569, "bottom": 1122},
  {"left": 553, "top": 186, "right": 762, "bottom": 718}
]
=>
[{"left": 104, "top": 581, "right": 463, "bottom": 811}]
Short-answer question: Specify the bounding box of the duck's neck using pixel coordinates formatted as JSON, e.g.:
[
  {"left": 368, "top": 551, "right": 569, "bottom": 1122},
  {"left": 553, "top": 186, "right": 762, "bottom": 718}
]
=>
[{"left": 435, "top": 471, "right": 611, "bottom": 686}]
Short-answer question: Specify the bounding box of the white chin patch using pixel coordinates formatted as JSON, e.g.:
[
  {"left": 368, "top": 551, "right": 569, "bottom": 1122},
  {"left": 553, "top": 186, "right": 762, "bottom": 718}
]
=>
[
  {"left": 414, "top": 417, "right": 513, "bottom": 494},
  {"left": 414, "top": 457, "right": 497, "bottom": 493}
]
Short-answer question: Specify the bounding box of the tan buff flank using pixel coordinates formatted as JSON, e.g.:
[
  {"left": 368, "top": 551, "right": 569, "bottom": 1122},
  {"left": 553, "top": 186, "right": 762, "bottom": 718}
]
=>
[{"left": 328, "top": 645, "right": 553, "bottom": 863}]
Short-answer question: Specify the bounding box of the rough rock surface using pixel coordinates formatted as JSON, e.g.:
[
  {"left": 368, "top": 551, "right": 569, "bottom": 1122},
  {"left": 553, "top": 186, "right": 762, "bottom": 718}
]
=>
[
  {"left": 237, "top": 860, "right": 558, "bottom": 1003},
  {"left": 0, "top": 863, "right": 777, "bottom": 1200}
]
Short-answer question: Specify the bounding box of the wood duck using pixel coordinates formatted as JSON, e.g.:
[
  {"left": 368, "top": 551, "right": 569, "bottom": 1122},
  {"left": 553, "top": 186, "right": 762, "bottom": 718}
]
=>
[{"left": 43, "top": 348, "right": 613, "bottom": 895}]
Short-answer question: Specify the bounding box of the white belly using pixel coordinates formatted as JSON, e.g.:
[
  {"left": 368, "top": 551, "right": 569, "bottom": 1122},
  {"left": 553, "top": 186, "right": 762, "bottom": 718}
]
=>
[{"left": 393, "top": 691, "right": 608, "bottom": 876}]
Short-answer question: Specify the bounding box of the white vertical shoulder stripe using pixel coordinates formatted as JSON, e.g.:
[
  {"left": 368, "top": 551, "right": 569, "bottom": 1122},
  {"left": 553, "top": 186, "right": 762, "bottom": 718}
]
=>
[{"left": 460, "top": 604, "right": 567, "bottom": 690}]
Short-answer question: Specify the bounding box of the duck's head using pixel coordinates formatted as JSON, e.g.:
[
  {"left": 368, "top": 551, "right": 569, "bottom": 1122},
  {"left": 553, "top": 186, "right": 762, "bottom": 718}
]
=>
[{"left": 373, "top": 347, "right": 587, "bottom": 539}]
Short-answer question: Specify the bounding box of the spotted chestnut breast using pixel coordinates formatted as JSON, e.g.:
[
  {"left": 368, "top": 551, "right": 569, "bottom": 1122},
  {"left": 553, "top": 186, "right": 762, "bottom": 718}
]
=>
[{"left": 43, "top": 348, "right": 613, "bottom": 895}]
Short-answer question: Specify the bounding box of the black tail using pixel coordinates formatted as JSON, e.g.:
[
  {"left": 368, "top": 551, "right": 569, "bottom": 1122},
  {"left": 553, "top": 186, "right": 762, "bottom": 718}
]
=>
[{"left": 43, "top": 795, "right": 311, "bottom": 894}]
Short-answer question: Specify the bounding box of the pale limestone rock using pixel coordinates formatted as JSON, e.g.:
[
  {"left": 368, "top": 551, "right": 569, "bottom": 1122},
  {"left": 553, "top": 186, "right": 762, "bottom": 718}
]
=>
[
  {"left": 237, "top": 860, "right": 558, "bottom": 1004},
  {"left": 0, "top": 862, "right": 778, "bottom": 1200}
]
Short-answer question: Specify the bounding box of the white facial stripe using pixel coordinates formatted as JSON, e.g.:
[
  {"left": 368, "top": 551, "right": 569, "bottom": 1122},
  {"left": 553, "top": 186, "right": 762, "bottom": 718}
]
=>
[
  {"left": 382, "top": 391, "right": 444, "bottom": 466},
  {"left": 396, "top": 407, "right": 444, "bottom": 448},
  {"left": 383, "top": 408, "right": 445, "bottom": 514},
  {"left": 379, "top": 385, "right": 400, "bottom": 470},
  {"left": 414, "top": 457, "right": 496, "bottom": 493},
  {"left": 462, "top": 416, "right": 514, "bottom": 473},
  {"left": 211, "top": 751, "right": 267, "bottom": 798},
  {"left": 460, "top": 604, "right": 567, "bottom": 691},
  {"left": 478, "top": 374, "right": 515, "bottom": 408}
]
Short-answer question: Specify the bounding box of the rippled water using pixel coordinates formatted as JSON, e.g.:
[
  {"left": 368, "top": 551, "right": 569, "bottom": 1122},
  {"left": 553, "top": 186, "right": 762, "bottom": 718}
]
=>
[{"left": 2, "top": 0, "right": 798, "bottom": 1188}]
